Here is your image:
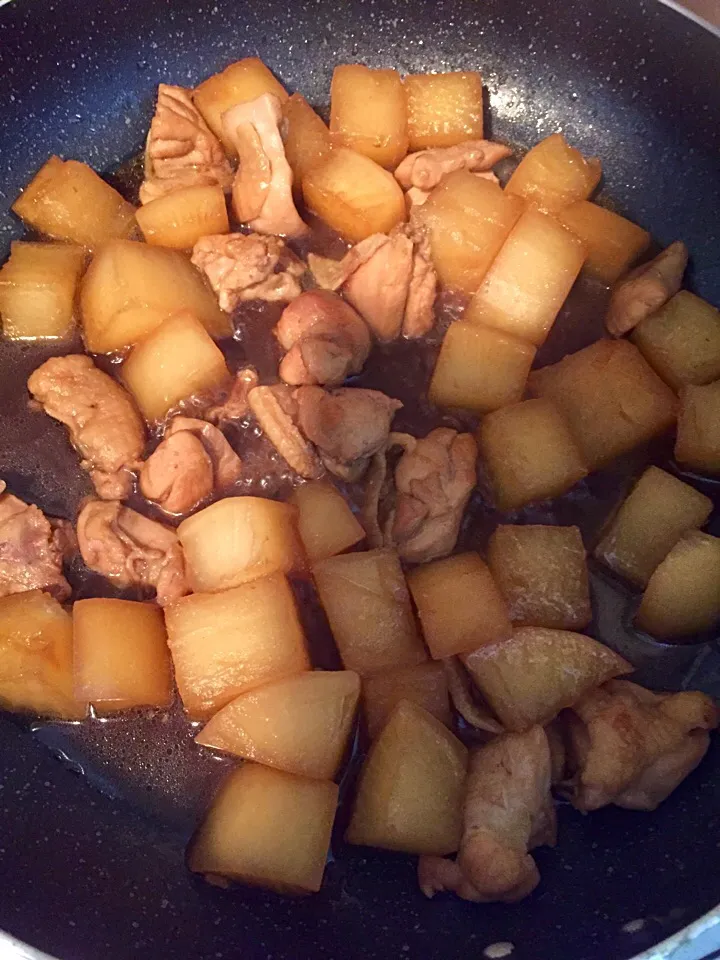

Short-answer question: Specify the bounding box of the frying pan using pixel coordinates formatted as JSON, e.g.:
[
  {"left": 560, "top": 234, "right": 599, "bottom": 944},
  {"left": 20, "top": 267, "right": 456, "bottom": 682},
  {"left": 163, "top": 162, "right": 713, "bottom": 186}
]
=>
[{"left": 0, "top": 0, "right": 719, "bottom": 958}]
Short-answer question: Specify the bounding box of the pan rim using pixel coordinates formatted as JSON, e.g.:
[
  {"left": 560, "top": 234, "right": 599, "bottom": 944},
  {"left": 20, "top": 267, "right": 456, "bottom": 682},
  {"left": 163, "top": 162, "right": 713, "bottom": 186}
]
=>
[{"left": 0, "top": 0, "right": 718, "bottom": 958}]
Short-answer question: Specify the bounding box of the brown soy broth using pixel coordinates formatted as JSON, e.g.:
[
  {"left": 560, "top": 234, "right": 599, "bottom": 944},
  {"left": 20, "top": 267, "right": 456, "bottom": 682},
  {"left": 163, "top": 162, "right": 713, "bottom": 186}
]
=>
[{"left": 2, "top": 148, "right": 715, "bottom": 845}]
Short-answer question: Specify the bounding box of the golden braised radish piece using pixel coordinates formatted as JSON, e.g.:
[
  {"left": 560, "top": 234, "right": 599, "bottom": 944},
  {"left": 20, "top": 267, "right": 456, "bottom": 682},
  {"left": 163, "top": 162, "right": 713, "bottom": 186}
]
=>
[
  {"left": 0, "top": 482, "right": 73, "bottom": 601},
  {"left": 405, "top": 71, "right": 484, "bottom": 150},
  {"left": 139, "top": 417, "right": 242, "bottom": 515},
  {"left": 309, "top": 224, "right": 437, "bottom": 340},
  {"left": 28, "top": 355, "right": 145, "bottom": 501},
  {"left": 394, "top": 140, "right": 512, "bottom": 191},
  {"left": 192, "top": 233, "right": 305, "bottom": 311},
  {"left": 295, "top": 386, "right": 402, "bottom": 481},
  {"left": 363, "top": 428, "right": 477, "bottom": 563},
  {"left": 0, "top": 590, "right": 85, "bottom": 719},
  {"left": 674, "top": 380, "right": 720, "bottom": 475},
  {"left": 290, "top": 479, "right": 365, "bottom": 563},
  {"left": 418, "top": 726, "right": 555, "bottom": 903},
  {"left": 140, "top": 84, "right": 233, "bottom": 204},
  {"left": 463, "top": 627, "right": 632, "bottom": 732},
  {"left": 363, "top": 661, "right": 452, "bottom": 740},
  {"left": 76, "top": 499, "right": 188, "bottom": 606},
  {"left": 558, "top": 680, "right": 719, "bottom": 811},
  {"left": 222, "top": 94, "right": 308, "bottom": 237},
  {"left": 631, "top": 291, "right": 720, "bottom": 390},
  {"left": 12, "top": 157, "right": 136, "bottom": 249},
  {"left": 275, "top": 290, "right": 371, "bottom": 386},
  {"left": 605, "top": 241, "right": 688, "bottom": 337}
]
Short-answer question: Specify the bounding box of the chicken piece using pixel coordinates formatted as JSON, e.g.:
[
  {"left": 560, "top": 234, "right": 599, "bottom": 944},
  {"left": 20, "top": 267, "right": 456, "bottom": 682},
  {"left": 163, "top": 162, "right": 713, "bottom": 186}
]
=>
[
  {"left": 140, "top": 84, "right": 233, "bottom": 205},
  {"left": 222, "top": 94, "right": 308, "bottom": 238},
  {"left": 76, "top": 499, "right": 188, "bottom": 606},
  {"left": 605, "top": 241, "right": 688, "bottom": 337},
  {"left": 309, "top": 225, "right": 437, "bottom": 340},
  {"left": 362, "top": 428, "right": 477, "bottom": 563},
  {"left": 191, "top": 233, "right": 305, "bottom": 312},
  {"left": 205, "top": 367, "right": 259, "bottom": 424},
  {"left": 401, "top": 227, "right": 437, "bottom": 338},
  {"left": 418, "top": 726, "right": 555, "bottom": 903},
  {"left": 0, "top": 482, "right": 73, "bottom": 601},
  {"left": 247, "top": 384, "right": 323, "bottom": 479},
  {"left": 28, "top": 356, "right": 145, "bottom": 501},
  {"left": 275, "top": 290, "right": 371, "bottom": 386},
  {"left": 139, "top": 417, "right": 242, "bottom": 515},
  {"left": 295, "top": 385, "right": 402, "bottom": 482},
  {"left": 560, "top": 679, "right": 718, "bottom": 811},
  {"left": 394, "top": 141, "right": 513, "bottom": 191}
]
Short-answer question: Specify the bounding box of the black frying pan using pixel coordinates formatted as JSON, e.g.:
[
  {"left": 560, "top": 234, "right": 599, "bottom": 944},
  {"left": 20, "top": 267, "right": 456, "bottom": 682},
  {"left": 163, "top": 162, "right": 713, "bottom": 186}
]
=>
[{"left": 0, "top": 1, "right": 719, "bottom": 958}]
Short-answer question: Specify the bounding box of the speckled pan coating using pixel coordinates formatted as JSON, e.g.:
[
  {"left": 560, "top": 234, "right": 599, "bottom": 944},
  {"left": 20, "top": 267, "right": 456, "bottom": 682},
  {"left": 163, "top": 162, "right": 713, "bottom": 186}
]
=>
[{"left": 0, "top": 1, "right": 719, "bottom": 960}]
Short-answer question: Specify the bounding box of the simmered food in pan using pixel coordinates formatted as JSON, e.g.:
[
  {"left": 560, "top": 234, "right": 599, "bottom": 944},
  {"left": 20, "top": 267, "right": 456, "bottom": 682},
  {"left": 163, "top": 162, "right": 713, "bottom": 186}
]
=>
[{"left": 0, "top": 54, "right": 719, "bottom": 903}]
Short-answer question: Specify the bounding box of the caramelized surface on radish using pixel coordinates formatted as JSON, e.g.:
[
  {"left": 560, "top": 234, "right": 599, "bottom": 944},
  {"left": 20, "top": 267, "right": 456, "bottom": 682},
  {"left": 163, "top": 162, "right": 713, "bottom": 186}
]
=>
[
  {"left": 81, "top": 239, "right": 231, "bottom": 353},
  {"left": 330, "top": 65, "right": 408, "bottom": 169},
  {"left": 0, "top": 591, "right": 86, "bottom": 720},
  {"left": 0, "top": 241, "right": 86, "bottom": 340},
  {"left": 407, "top": 552, "right": 512, "bottom": 659},
  {"left": 196, "top": 669, "right": 360, "bottom": 779},
  {"left": 12, "top": 156, "right": 136, "bottom": 248},
  {"left": 505, "top": 133, "right": 601, "bottom": 213},
  {"left": 346, "top": 699, "right": 467, "bottom": 855},
  {"left": 405, "top": 71, "right": 484, "bottom": 150},
  {"left": 135, "top": 184, "right": 229, "bottom": 250},
  {"left": 122, "top": 311, "right": 230, "bottom": 421},
  {"left": 189, "top": 763, "right": 338, "bottom": 895},
  {"left": 165, "top": 573, "right": 310, "bottom": 719},
  {"left": 178, "top": 497, "right": 303, "bottom": 593},
  {"left": 73, "top": 599, "right": 172, "bottom": 713}
]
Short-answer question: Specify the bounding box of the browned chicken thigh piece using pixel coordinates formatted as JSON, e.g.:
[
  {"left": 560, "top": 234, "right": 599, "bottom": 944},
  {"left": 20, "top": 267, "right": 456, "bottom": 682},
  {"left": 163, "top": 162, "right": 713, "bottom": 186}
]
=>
[
  {"left": 275, "top": 290, "right": 371, "bottom": 386},
  {"left": 363, "top": 428, "right": 477, "bottom": 563},
  {"left": 605, "top": 241, "right": 688, "bottom": 337},
  {"left": 28, "top": 356, "right": 146, "bottom": 501},
  {"left": 140, "top": 84, "right": 233, "bottom": 204},
  {"left": 558, "top": 679, "right": 718, "bottom": 811},
  {"left": 295, "top": 385, "right": 402, "bottom": 481},
  {"left": 309, "top": 224, "right": 437, "bottom": 340},
  {"left": 0, "top": 481, "right": 73, "bottom": 601},
  {"left": 418, "top": 726, "right": 555, "bottom": 903},
  {"left": 247, "top": 384, "right": 323, "bottom": 479},
  {"left": 191, "top": 233, "right": 305, "bottom": 312},
  {"left": 139, "top": 417, "right": 243, "bottom": 515},
  {"left": 222, "top": 94, "right": 308, "bottom": 238},
  {"left": 204, "top": 367, "right": 259, "bottom": 424},
  {"left": 77, "top": 499, "right": 188, "bottom": 606},
  {"left": 394, "top": 140, "right": 513, "bottom": 191}
]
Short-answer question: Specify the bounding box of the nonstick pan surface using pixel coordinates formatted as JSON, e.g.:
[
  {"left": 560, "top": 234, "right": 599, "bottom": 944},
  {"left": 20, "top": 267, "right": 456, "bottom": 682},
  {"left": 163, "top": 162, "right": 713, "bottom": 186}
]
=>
[{"left": 0, "top": 1, "right": 719, "bottom": 959}]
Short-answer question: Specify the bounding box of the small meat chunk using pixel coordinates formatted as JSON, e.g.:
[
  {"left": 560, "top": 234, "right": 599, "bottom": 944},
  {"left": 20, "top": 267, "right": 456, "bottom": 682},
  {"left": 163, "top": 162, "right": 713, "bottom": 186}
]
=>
[
  {"left": 295, "top": 386, "right": 402, "bottom": 482},
  {"left": 275, "top": 290, "right": 371, "bottom": 386},
  {"left": 418, "top": 726, "right": 555, "bottom": 903},
  {"left": 559, "top": 679, "right": 718, "bottom": 811},
  {"left": 222, "top": 94, "right": 308, "bottom": 238},
  {"left": 363, "top": 428, "right": 477, "bottom": 563},
  {"left": 140, "top": 84, "right": 233, "bottom": 204},
  {"left": 309, "top": 225, "right": 437, "bottom": 340},
  {"left": 77, "top": 499, "right": 188, "bottom": 606},
  {"left": 0, "top": 481, "right": 73, "bottom": 601},
  {"left": 205, "top": 367, "right": 259, "bottom": 424},
  {"left": 394, "top": 140, "right": 513, "bottom": 191},
  {"left": 605, "top": 241, "right": 688, "bottom": 337},
  {"left": 28, "top": 356, "right": 145, "bottom": 501},
  {"left": 247, "top": 384, "right": 323, "bottom": 479},
  {"left": 192, "top": 233, "right": 305, "bottom": 312},
  {"left": 139, "top": 417, "right": 242, "bottom": 515}
]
